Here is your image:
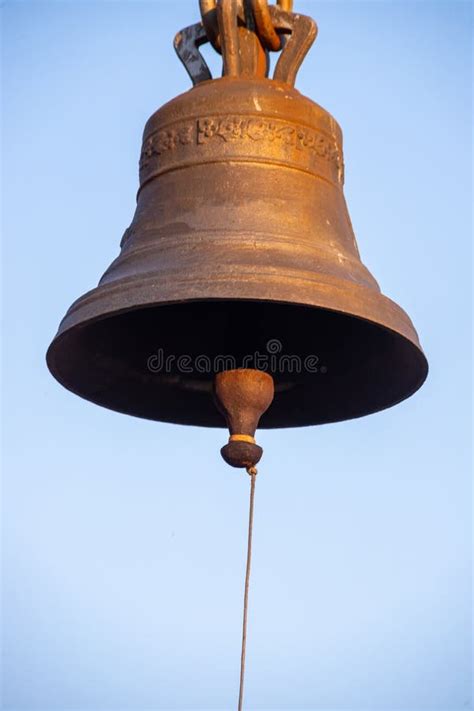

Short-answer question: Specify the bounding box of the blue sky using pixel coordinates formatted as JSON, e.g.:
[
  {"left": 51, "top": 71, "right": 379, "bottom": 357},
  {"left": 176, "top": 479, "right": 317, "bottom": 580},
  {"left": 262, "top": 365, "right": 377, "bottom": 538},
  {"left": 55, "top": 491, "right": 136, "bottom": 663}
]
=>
[{"left": 1, "top": 1, "right": 472, "bottom": 710}]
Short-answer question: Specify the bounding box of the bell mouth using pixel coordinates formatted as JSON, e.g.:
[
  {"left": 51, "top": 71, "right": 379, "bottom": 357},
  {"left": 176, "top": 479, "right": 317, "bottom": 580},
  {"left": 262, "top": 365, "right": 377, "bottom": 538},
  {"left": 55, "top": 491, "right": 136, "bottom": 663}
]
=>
[{"left": 47, "top": 299, "right": 428, "bottom": 428}]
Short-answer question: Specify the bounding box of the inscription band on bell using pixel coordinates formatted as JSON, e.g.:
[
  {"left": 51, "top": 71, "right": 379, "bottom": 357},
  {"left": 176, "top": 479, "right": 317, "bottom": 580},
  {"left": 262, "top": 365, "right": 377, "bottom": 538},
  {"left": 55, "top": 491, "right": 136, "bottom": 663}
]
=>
[{"left": 139, "top": 114, "right": 344, "bottom": 188}]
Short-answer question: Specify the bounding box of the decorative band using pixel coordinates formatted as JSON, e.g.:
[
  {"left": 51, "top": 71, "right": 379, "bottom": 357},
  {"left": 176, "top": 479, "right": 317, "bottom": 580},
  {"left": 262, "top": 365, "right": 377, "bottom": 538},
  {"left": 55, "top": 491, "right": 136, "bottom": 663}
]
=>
[
  {"left": 229, "top": 434, "right": 256, "bottom": 445},
  {"left": 139, "top": 114, "right": 344, "bottom": 188}
]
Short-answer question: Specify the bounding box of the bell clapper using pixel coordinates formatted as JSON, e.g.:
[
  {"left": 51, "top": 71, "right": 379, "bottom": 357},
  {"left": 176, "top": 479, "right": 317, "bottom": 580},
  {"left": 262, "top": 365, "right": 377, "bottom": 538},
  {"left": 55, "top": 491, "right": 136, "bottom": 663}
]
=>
[{"left": 214, "top": 368, "right": 274, "bottom": 470}]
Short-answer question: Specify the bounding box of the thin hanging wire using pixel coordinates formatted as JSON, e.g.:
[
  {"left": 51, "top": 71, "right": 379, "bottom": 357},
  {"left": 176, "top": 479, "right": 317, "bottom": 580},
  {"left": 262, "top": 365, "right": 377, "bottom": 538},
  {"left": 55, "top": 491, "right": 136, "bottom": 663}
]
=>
[{"left": 238, "top": 466, "right": 258, "bottom": 711}]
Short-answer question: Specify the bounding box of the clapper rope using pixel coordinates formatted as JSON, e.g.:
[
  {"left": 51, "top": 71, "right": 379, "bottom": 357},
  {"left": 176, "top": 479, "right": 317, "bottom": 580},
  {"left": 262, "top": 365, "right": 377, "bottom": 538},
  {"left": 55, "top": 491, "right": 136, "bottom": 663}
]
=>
[{"left": 238, "top": 465, "right": 258, "bottom": 711}]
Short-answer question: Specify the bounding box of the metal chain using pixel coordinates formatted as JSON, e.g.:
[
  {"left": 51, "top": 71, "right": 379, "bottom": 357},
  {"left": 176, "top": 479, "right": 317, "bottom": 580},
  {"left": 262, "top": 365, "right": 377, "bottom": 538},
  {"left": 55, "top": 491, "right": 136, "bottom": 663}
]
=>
[
  {"left": 238, "top": 466, "right": 258, "bottom": 711},
  {"left": 199, "top": 0, "right": 221, "bottom": 52},
  {"left": 177, "top": 0, "right": 315, "bottom": 87},
  {"left": 251, "top": 0, "right": 283, "bottom": 51},
  {"left": 199, "top": 0, "right": 293, "bottom": 55}
]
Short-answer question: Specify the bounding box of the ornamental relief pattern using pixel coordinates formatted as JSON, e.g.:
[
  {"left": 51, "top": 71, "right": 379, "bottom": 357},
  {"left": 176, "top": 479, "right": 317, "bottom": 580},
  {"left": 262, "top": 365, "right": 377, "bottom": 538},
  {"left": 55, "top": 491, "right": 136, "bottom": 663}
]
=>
[{"left": 139, "top": 115, "right": 343, "bottom": 182}]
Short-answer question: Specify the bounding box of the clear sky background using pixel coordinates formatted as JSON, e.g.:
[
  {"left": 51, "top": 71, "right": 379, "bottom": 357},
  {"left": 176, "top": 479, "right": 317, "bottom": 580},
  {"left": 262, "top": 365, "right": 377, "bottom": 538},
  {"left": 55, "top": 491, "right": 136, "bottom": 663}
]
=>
[{"left": 1, "top": 1, "right": 472, "bottom": 710}]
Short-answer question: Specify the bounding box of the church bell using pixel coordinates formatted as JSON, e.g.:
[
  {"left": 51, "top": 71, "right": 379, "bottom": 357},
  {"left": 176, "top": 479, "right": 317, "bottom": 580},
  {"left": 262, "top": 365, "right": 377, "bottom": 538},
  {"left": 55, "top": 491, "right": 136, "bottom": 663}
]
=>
[{"left": 46, "top": 0, "right": 428, "bottom": 430}]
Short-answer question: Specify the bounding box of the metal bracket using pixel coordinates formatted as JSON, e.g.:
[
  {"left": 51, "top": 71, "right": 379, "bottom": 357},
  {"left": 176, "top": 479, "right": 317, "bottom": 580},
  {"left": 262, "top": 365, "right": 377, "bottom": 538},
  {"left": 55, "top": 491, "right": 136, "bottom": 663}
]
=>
[
  {"left": 174, "top": 1, "right": 317, "bottom": 88},
  {"left": 174, "top": 22, "right": 212, "bottom": 87}
]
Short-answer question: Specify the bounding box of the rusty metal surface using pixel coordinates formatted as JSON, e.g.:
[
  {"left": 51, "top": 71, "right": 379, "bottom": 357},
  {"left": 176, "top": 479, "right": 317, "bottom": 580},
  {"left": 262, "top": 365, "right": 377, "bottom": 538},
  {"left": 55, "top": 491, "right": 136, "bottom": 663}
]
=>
[{"left": 47, "top": 2, "right": 428, "bottom": 428}]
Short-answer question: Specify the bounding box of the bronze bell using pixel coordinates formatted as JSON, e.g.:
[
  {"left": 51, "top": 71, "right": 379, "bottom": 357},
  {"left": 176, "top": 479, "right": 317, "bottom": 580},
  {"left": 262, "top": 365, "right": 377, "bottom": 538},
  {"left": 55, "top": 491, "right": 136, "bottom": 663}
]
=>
[{"left": 46, "top": 0, "right": 427, "bottom": 429}]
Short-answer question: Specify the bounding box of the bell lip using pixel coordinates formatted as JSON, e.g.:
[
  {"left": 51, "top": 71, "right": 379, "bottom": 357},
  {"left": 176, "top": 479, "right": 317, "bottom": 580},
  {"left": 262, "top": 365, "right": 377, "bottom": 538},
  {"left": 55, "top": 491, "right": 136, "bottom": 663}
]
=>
[
  {"left": 46, "top": 294, "right": 428, "bottom": 430},
  {"left": 49, "top": 264, "right": 423, "bottom": 347}
]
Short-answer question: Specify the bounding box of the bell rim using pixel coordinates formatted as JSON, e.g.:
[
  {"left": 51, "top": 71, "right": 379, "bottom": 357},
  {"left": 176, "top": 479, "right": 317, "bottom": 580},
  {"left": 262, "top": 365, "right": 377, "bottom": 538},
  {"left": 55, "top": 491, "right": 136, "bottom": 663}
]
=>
[
  {"left": 51, "top": 265, "right": 424, "bottom": 345},
  {"left": 47, "top": 291, "right": 428, "bottom": 429}
]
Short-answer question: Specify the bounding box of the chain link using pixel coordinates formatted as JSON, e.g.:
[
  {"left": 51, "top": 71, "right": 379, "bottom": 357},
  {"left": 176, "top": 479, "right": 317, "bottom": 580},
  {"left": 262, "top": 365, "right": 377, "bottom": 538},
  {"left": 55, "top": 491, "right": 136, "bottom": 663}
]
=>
[
  {"left": 199, "top": 0, "right": 293, "bottom": 55},
  {"left": 199, "top": 0, "right": 221, "bottom": 53}
]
